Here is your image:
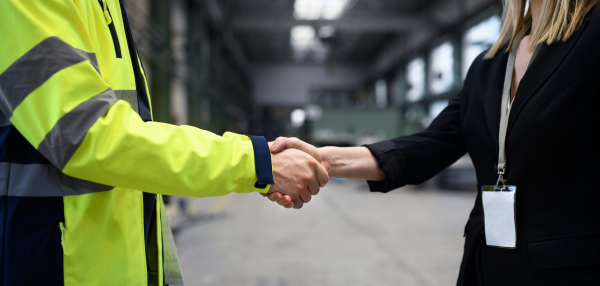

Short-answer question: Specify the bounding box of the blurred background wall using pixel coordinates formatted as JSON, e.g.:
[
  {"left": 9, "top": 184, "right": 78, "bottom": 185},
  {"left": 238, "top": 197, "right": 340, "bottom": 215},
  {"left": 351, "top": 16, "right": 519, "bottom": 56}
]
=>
[
  {"left": 118, "top": 1, "right": 509, "bottom": 284},
  {"left": 122, "top": 0, "right": 501, "bottom": 142},
  {"left": 122, "top": 0, "right": 502, "bottom": 189}
]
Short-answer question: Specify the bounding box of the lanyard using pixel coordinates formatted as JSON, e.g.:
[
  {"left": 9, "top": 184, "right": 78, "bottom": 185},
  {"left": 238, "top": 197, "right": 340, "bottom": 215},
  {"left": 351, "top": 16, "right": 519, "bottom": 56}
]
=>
[{"left": 496, "top": 38, "right": 541, "bottom": 187}]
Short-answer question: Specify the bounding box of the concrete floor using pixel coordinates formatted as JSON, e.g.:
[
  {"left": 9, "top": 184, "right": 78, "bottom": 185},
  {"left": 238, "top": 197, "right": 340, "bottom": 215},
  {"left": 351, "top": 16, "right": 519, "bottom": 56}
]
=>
[{"left": 172, "top": 180, "right": 477, "bottom": 286}]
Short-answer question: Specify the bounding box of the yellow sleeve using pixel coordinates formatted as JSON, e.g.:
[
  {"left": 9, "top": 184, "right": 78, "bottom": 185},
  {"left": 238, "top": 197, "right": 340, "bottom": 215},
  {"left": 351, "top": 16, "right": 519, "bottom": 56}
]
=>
[{"left": 0, "top": 0, "right": 271, "bottom": 197}]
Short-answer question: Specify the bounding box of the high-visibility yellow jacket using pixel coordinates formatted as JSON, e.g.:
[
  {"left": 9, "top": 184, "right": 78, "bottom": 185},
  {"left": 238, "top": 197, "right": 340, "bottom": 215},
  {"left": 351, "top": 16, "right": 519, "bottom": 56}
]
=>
[{"left": 0, "top": 0, "right": 274, "bottom": 285}]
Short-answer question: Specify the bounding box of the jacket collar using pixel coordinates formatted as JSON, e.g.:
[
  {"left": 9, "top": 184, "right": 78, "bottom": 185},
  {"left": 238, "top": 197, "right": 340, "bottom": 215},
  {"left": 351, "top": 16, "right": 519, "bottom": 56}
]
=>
[{"left": 483, "top": 18, "right": 590, "bottom": 147}]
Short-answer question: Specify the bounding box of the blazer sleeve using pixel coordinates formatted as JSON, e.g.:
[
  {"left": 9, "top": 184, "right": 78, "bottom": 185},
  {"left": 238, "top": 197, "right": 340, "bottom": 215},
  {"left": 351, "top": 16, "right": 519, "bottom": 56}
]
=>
[{"left": 364, "top": 89, "right": 467, "bottom": 192}]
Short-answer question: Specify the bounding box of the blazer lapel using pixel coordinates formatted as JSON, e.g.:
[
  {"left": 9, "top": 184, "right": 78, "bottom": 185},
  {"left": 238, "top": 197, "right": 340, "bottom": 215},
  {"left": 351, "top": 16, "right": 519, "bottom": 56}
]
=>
[
  {"left": 483, "top": 49, "right": 510, "bottom": 149},
  {"left": 507, "top": 19, "right": 590, "bottom": 134}
]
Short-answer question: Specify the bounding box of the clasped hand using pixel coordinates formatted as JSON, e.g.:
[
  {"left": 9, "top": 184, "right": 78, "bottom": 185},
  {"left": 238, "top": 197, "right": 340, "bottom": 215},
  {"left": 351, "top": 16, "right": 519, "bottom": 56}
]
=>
[{"left": 265, "top": 137, "right": 326, "bottom": 209}]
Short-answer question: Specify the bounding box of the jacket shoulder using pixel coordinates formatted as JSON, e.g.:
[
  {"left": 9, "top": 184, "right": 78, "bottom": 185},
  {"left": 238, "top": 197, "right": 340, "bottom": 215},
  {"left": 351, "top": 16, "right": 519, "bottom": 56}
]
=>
[{"left": 464, "top": 47, "right": 506, "bottom": 84}]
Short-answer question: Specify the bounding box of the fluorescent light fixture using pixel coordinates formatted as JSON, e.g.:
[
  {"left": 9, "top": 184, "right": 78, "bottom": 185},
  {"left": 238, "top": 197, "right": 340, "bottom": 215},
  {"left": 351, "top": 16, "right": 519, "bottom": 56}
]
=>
[
  {"left": 290, "top": 25, "right": 331, "bottom": 62},
  {"left": 294, "top": 0, "right": 350, "bottom": 20}
]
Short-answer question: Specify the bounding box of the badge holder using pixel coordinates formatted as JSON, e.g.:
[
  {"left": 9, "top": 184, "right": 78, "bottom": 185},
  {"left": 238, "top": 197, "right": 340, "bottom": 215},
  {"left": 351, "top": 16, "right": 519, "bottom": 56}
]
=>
[{"left": 482, "top": 170, "right": 516, "bottom": 249}]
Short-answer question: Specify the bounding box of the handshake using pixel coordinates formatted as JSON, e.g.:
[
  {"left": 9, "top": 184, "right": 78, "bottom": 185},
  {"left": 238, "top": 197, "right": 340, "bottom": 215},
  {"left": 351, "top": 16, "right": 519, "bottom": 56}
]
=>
[
  {"left": 263, "top": 137, "right": 328, "bottom": 209},
  {"left": 262, "top": 137, "right": 386, "bottom": 209}
]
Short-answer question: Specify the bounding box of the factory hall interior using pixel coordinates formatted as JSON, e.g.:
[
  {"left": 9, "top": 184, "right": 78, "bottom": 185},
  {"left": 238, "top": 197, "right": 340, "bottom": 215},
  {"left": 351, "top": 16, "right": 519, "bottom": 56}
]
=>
[
  {"left": 130, "top": 0, "right": 498, "bottom": 285},
  {"left": 14, "top": 0, "right": 600, "bottom": 285}
]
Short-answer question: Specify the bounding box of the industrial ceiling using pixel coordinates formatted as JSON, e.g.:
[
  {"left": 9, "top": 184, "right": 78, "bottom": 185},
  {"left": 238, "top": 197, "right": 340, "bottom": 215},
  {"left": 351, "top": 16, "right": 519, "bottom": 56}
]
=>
[{"left": 204, "top": 0, "right": 498, "bottom": 70}]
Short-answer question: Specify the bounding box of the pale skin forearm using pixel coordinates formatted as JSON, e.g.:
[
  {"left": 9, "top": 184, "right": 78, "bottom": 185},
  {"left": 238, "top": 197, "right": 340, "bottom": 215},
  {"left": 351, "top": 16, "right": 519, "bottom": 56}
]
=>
[{"left": 320, "top": 146, "right": 386, "bottom": 181}]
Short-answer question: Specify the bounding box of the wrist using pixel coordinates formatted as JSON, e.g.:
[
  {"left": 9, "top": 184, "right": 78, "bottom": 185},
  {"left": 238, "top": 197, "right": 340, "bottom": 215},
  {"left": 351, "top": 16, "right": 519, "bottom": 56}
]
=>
[{"left": 320, "top": 146, "right": 342, "bottom": 178}]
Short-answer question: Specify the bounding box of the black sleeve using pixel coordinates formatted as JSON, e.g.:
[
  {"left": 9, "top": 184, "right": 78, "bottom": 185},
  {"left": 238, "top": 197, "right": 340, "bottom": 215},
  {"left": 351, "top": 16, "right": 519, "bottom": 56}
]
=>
[{"left": 364, "top": 89, "right": 467, "bottom": 192}]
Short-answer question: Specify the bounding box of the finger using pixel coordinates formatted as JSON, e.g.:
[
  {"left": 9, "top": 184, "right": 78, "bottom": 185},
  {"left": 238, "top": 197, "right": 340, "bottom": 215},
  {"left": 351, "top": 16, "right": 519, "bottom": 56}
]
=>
[
  {"left": 299, "top": 187, "right": 312, "bottom": 203},
  {"left": 281, "top": 195, "right": 292, "bottom": 204},
  {"left": 293, "top": 199, "right": 304, "bottom": 209},
  {"left": 277, "top": 195, "right": 293, "bottom": 207},
  {"left": 260, "top": 193, "right": 268, "bottom": 197},
  {"left": 287, "top": 138, "right": 322, "bottom": 162},
  {"left": 268, "top": 192, "right": 283, "bottom": 202},
  {"left": 269, "top": 184, "right": 300, "bottom": 206},
  {"left": 314, "top": 161, "right": 330, "bottom": 187},
  {"left": 307, "top": 174, "right": 320, "bottom": 196},
  {"left": 276, "top": 195, "right": 290, "bottom": 206}
]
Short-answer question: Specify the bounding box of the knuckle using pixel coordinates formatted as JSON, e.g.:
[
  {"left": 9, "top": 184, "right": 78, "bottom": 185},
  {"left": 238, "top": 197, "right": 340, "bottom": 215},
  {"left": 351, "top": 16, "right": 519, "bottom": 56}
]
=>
[{"left": 302, "top": 173, "right": 312, "bottom": 182}]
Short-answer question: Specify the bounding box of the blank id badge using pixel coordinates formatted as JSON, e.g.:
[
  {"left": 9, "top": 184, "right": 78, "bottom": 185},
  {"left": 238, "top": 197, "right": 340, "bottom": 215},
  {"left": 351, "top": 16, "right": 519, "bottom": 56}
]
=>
[{"left": 482, "top": 185, "right": 517, "bottom": 248}]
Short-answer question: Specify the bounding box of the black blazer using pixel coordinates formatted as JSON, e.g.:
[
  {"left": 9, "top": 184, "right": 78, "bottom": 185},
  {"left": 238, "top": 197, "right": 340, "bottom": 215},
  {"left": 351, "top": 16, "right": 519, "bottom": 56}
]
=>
[{"left": 365, "top": 5, "right": 600, "bottom": 286}]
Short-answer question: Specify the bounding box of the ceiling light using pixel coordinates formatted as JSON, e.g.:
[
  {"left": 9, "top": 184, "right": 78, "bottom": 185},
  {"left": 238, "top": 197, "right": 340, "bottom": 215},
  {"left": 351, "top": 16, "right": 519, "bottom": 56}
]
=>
[
  {"left": 290, "top": 25, "right": 331, "bottom": 62},
  {"left": 294, "top": 0, "right": 349, "bottom": 20}
]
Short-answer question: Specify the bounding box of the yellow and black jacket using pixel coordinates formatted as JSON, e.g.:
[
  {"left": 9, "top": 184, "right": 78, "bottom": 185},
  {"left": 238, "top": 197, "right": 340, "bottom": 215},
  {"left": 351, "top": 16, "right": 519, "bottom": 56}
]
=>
[{"left": 0, "top": 0, "right": 274, "bottom": 285}]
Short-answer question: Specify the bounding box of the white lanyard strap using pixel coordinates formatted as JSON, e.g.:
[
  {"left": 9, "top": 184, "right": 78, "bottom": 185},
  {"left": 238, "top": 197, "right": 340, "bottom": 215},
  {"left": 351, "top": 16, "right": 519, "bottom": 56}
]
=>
[{"left": 497, "top": 38, "right": 541, "bottom": 186}]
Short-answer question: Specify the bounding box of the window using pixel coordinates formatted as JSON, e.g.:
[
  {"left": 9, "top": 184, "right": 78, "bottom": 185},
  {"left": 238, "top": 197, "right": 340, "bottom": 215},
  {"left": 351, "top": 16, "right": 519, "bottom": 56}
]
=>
[
  {"left": 406, "top": 58, "right": 425, "bottom": 102},
  {"left": 429, "top": 100, "right": 449, "bottom": 119},
  {"left": 375, "top": 79, "right": 387, "bottom": 108},
  {"left": 463, "top": 16, "right": 501, "bottom": 78},
  {"left": 429, "top": 42, "right": 455, "bottom": 94}
]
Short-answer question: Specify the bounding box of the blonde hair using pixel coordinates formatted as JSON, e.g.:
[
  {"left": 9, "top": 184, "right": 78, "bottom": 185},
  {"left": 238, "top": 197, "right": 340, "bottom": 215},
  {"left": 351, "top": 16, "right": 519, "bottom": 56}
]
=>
[{"left": 485, "top": 0, "right": 598, "bottom": 58}]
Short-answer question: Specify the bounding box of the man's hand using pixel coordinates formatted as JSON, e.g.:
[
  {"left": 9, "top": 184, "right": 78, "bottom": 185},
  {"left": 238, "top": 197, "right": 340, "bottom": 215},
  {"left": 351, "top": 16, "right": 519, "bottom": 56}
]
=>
[
  {"left": 268, "top": 147, "right": 329, "bottom": 209},
  {"left": 265, "top": 137, "right": 327, "bottom": 209}
]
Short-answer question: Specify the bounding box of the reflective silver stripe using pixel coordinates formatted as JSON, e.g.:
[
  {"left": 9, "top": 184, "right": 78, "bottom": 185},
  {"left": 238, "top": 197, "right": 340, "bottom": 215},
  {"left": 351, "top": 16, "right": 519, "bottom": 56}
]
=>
[
  {"left": 0, "top": 37, "right": 98, "bottom": 117},
  {"left": 0, "top": 162, "right": 113, "bottom": 197},
  {"left": 114, "top": 90, "right": 138, "bottom": 113},
  {"left": 160, "top": 198, "right": 185, "bottom": 285},
  {"left": 77, "top": 49, "right": 100, "bottom": 74},
  {"left": 38, "top": 88, "right": 117, "bottom": 170}
]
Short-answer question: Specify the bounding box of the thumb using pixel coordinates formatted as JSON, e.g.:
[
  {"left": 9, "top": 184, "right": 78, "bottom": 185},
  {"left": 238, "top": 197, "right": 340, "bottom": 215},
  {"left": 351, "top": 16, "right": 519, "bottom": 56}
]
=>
[
  {"left": 269, "top": 137, "right": 290, "bottom": 154},
  {"left": 271, "top": 137, "right": 322, "bottom": 162},
  {"left": 287, "top": 137, "right": 322, "bottom": 162}
]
